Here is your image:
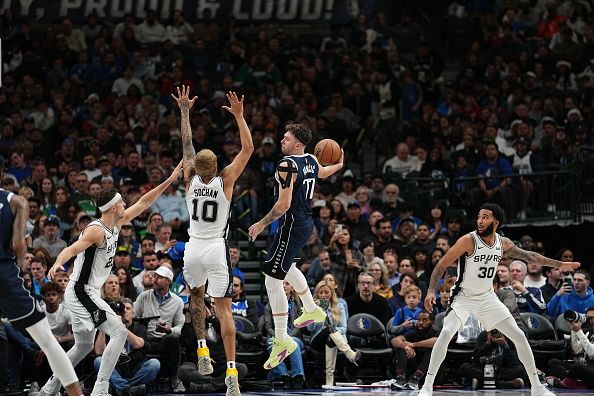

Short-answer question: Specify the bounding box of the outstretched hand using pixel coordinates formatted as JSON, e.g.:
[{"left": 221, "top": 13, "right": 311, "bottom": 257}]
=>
[
  {"left": 221, "top": 91, "right": 244, "bottom": 118},
  {"left": 560, "top": 262, "right": 581, "bottom": 272},
  {"left": 167, "top": 161, "right": 184, "bottom": 181},
  {"left": 171, "top": 85, "right": 197, "bottom": 111}
]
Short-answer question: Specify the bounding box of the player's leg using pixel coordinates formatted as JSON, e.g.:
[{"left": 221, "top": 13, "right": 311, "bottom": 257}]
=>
[
  {"left": 0, "top": 260, "right": 82, "bottom": 396},
  {"left": 184, "top": 240, "right": 212, "bottom": 375},
  {"left": 91, "top": 313, "right": 127, "bottom": 396},
  {"left": 213, "top": 296, "right": 240, "bottom": 396},
  {"left": 418, "top": 310, "right": 464, "bottom": 395},
  {"left": 495, "top": 317, "right": 555, "bottom": 395},
  {"left": 286, "top": 264, "right": 326, "bottom": 327},
  {"left": 39, "top": 325, "right": 96, "bottom": 395}
]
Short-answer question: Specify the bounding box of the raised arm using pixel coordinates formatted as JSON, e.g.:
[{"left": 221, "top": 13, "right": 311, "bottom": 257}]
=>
[
  {"left": 171, "top": 85, "right": 197, "bottom": 185},
  {"left": 501, "top": 237, "right": 580, "bottom": 271},
  {"left": 10, "top": 194, "right": 28, "bottom": 268},
  {"left": 117, "top": 161, "right": 183, "bottom": 226},
  {"left": 220, "top": 92, "right": 254, "bottom": 196},
  {"left": 248, "top": 160, "right": 296, "bottom": 240},
  {"left": 48, "top": 225, "right": 105, "bottom": 278},
  {"left": 316, "top": 149, "right": 344, "bottom": 179},
  {"left": 425, "top": 234, "right": 474, "bottom": 311}
]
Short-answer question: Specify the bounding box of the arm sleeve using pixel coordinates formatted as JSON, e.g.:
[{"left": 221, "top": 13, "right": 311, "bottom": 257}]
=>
[
  {"left": 576, "top": 330, "right": 594, "bottom": 358},
  {"left": 525, "top": 288, "right": 547, "bottom": 313},
  {"left": 546, "top": 294, "right": 561, "bottom": 317},
  {"left": 571, "top": 330, "right": 584, "bottom": 354},
  {"left": 336, "top": 303, "right": 347, "bottom": 335}
]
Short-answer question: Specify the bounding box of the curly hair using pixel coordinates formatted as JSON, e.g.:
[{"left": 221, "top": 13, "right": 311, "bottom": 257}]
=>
[{"left": 194, "top": 149, "right": 217, "bottom": 179}]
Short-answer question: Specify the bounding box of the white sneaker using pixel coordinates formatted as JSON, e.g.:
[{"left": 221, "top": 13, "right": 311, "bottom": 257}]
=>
[
  {"left": 532, "top": 386, "right": 556, "bottom": 396},
  {"left": 418, "top": 385, "right": 433, "bottom": 396}
]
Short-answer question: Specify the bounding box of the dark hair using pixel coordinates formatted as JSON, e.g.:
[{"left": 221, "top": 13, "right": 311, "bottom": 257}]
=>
[
  {"left": 143, "top": 250, "right": 157, "bottom": 258},
  {"left": 0, "top": 156, "right": 4, "bottom": 175},
  {"left": 233, "top": 275, "right": 246, "bottom": 299},
  {"left": 376, "top": 217, "right": 392, "bottom": 230},
  {"left": 493, "top": 273, "right": 501, "bottom": 285},
  {"left": 41, "top": 281, "right": 62, "bottom": 296},
  {"left": 480, "top": 203, "right": 505, "bottom": 225},
  {"left": 555, "top": 248, "right": 572, "bottom": 260},
  {"left": 576, "top": 269, "right": 590, "bottom": 281},
  {"left": 586, "top": 306, "right": 594, "bottom": 315},
  {"left": 419, "top": 309, "right": 435, "bottom": 321},
  {"left": 286, "top": 123, "right": 312, "bottom": 145},
  {"left": 359, "top": 237, "right": 375, "bottom": 251},
  {"left": 97, "top": 187, "right": 119, "bottom": 209}
]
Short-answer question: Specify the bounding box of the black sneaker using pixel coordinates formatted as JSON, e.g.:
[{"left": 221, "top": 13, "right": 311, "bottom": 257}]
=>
[
  {"left": 404, "top": 376, "right": 420, "bottom": 390},
  {"left": 394, "top": 376, "right": 407, "bottom": 389},
  {"left": 282, "top": 375, "right": 291, "bottom": 390},
  {"left": 188, "top": 382, "right": 214, "bottom": 393},
  {"left": 124, "top": 384, "right": 146, "bottom": 396},
  {"left": 292, "top": 375, "right": 305, "bottom": 390}
]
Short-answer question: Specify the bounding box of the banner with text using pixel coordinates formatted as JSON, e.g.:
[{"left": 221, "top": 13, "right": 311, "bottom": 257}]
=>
[{"left": 1, "top": 0, "right": 354, "bottom": 24}]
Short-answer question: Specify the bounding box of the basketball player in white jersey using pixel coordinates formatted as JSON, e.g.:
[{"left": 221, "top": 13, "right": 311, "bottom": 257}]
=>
[
  {"left": 419, "top": 203, "right": 580, "bottom": 396},
  {"left": 37, "top": 163, "right": 183, "bottom": 396},
  {"left": 171, "top": 85, "right": 253, "bottom": 396}
]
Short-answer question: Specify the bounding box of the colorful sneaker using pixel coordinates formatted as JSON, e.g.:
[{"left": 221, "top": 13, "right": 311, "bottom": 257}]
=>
[
  {"left": 225, "top": 368, "right": 240, "bottom": 396},
  {"left": 293, "top": 306, "right": 326, "bottom": 328},
  {"left": 197, "top": 346, "right": 214, "bottom": 375},
  {"left": 263, "top": 337, "right": 298, "bottom": 369}
]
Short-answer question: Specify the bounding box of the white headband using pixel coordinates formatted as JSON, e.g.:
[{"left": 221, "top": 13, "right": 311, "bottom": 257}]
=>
[{"left": 99, "top": 193, "right": 122, "bottom": 212}]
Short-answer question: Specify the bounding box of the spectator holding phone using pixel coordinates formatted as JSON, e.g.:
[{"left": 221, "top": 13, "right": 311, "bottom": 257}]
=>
[
  {"left": 540, "top": 266, "right": 564, "bottom": 303},
  {"left": 328, "top": 224, "right": 365, "bottom": 299},
  {"left": 547, "top": 269, "right": 594, "bottom": 318}
]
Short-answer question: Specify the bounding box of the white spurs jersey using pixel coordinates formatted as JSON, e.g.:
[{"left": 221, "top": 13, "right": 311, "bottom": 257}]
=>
[
  {"left": 70, "top": 220, "right": 119, "bottom": 290},
  {"left": 454, "top": 231, "right": 503, "bottom": 295},
  {"left": 186, "top": 175, "right": 231, "bottom": 239}
]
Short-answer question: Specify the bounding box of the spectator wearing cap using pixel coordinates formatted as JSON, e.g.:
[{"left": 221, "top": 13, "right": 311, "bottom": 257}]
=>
[
  {"left": 510, "top": 136, "right": 544, "bottom": 219},
  {"left": 565, "top": 108, "right": 584, "bottom": 136},
  {"left": 344, "top": 200, "right": 371, "bottom": 244},
  {"left": 556, "top": 59, "right": 578, "bottom": 92},
  {"left": 134, "top": 265, "right": 185, "bottom": 391},
  {"left": 114, "top": 245, "right": 132, "bottom": 271},
  {"left": 335, "top": 170, "right": 357, "bottom": 209},
  {"left": 150, "top": 182, "right": 189, "bottom": 238},
  {"left": 92, "top": 155, "right": 121, "bottom": 184},
  {"left": 118, "top": 222, "right": 139, "bottom": 260},
  {"left": 475, "top": 140, "right": 516, "bottom": 218},
  {"left": 32, "top": 215, "right": 67, "bottom": 260},
  {"left": 383, "top": 143, "right": 421, "bottom": 177}
]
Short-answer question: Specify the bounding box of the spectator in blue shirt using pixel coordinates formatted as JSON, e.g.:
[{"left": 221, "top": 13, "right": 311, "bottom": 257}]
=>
[
  {"left": 391, "top": 285, "right": 423, "bottom": 335},
  {"left": 547, "top": 270, "right": 594, "bottom": 318},
  {"left": 476, "top": 140, "right": 516, "bottom": 218}
]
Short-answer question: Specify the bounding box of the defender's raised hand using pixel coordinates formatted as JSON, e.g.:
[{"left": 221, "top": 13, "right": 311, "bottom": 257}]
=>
[
  {"left": 171, "top": 85, "right": 197, "bottom": 111},
  {"left": 222, "top": 91, "right": 244, "bottom": 118}
]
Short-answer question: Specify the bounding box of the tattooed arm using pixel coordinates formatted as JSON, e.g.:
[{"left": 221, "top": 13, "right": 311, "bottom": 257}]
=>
[
  {"left": 501, "top": 237, "right": 580, "bottom": 271},
  {"left": 171, "top": 85, "right": 197, "bottom": 185},
  {"left": 424, "top": 234, "right": 474, "bottom": 311},
  {"left": 248, "top": 163, "right": 296, "bottom": 240}
]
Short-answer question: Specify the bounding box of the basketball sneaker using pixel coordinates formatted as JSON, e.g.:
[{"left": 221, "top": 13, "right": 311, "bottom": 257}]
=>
[
  {"left": 225, "top": 368, "right": 240, "bottom": 396},
  {"left": 197, "top": 346, "right": 214, "bottom": 375},
  {"left": 293, "top": 306, "right": 326, "bottom": 328},
  {"left": 263, "top": 337, "right": 298, "bottom": 369},
  {"left": 531, "top": 385, "right": 556, "bottom": 396}
]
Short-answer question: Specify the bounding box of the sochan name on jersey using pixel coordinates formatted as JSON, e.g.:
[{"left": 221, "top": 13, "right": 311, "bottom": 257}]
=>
[
  {"left": 473, "top": 254, "right": 502, "bottom": 263},
  {"left": 193, "top": 188, "right": 218, "bottom": 198}
]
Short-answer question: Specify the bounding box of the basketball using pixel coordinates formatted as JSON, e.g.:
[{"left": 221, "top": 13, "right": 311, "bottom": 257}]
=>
[{"left": 314, "top": 139, "right": 341, "bottom": 165}]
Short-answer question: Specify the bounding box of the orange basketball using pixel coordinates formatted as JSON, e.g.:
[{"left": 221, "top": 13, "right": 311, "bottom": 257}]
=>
[{"left": 314, "top": 139, "right": 341, "bottom": 165}]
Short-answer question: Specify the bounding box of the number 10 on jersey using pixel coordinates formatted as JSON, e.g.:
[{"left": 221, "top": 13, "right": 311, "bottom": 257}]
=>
[{"left": 192, "top": 199, "right": 218, "bottom": 222}]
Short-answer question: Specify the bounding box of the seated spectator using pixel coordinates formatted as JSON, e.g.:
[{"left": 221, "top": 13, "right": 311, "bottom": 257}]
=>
[
  {"left": 383, "top": 142, "right": 421, "bottom": 176},
  {"left": 178, "top": 298, "right": 248, "bottom": 393},
  {"left": 41, "top": 281, "right": 73, "bottom": 347},
  {"left": 230, "top": 276, "right": 258, "bottom": 327},
  {"left": 390, "top": 310, "right": 439, "bottom": 390},
  {"left": 132, "top": 251, "right": 160, "bottom": 295},
  {"left": 389, "top": 270, "right": 421, "bottom": 313},
  {"left": 328, "top": 225, "right": 364, "bottom": 298},
  {"left": 52, "top": 270, "right": 70, "bottom": 292},
  {"left": 346, "top": 272, "right": 391, "bottom": 327},
  {"left": 321, "top": 273, "right": 349, "bottom": 318},
  {"left": 509, "top": 260, "right": 546, "bottom": 313},
  {"left": 134, "top": 266, "right": 185, "bottom": 392},
  {"left": 228, "top": 243, "right": 245, "bottom": 282},
  {"left": 457, "top": 330, "right": 526, "bottom": 389},
  {"left": 540, "top": 266, "right": 563, "bottom": 303},
  {"left": 308, "top": 280, "right": 361, "bottom": 386},
  {"left": 497, "top": 262, "right": 512, "bottom": 289},
  {"left": 493, "top": 275, "right": 526, "bottom": 333},
  {"left": 263, "top": 281, "right": 305, "bottom": 389},
  {"left": 475, "top": 141, "right": 516, "bottom": 218},
  {"left": 384, "top": 252, "right": 399, "bottom": 287},
  {"left": 101, "top": 274, "right": 121, "bottom": 304},
  {"left": 370, "top": 262, "right": 393, "bottom": 299},
  {"left": 434, "top": 282, "right": 451, "bottom": 314},
  {"left": 360, "top": 238, "right": 384, "bottom": 270},
  {"left": 116, "top": 267, "right": 137, "bottom": 300},
  {"left": 94, "top": 298, "right": 160, "bottom": 396},
  {"left": 391, "top": 286, "right": 422, "bottom": 336},
  {"left": 524, "top": 260, "right": 546, "bottom": 288},
  {"left": 31, "top": 256, "right": 49, "bottom": 297},
  {"left": 306, "top": 249, "right": 333, "bottom": 288},
  {"left": 547, "top": 270, "right": 594, "bottom": 318},
  {"left": 32, "top": 215, "right": 67, "bottom": 261}
]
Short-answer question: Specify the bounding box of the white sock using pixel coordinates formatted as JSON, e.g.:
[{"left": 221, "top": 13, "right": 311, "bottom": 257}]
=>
[
  {"left": 227, "top": 361, "right": 236, "bottom": 369},
  {"left": 285, "top": 264, "right": 317, "bottom": 312},
  {"left": 273, "top": 314, "right": 288, "bottom": 341},
  {"left": 197, "top": 339, "right": 207, "bottom": 349}
]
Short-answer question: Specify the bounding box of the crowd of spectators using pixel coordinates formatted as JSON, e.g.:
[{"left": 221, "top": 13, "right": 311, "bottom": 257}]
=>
[{"left": 0, "top": 0, "right": 593, "bottom": 392}]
